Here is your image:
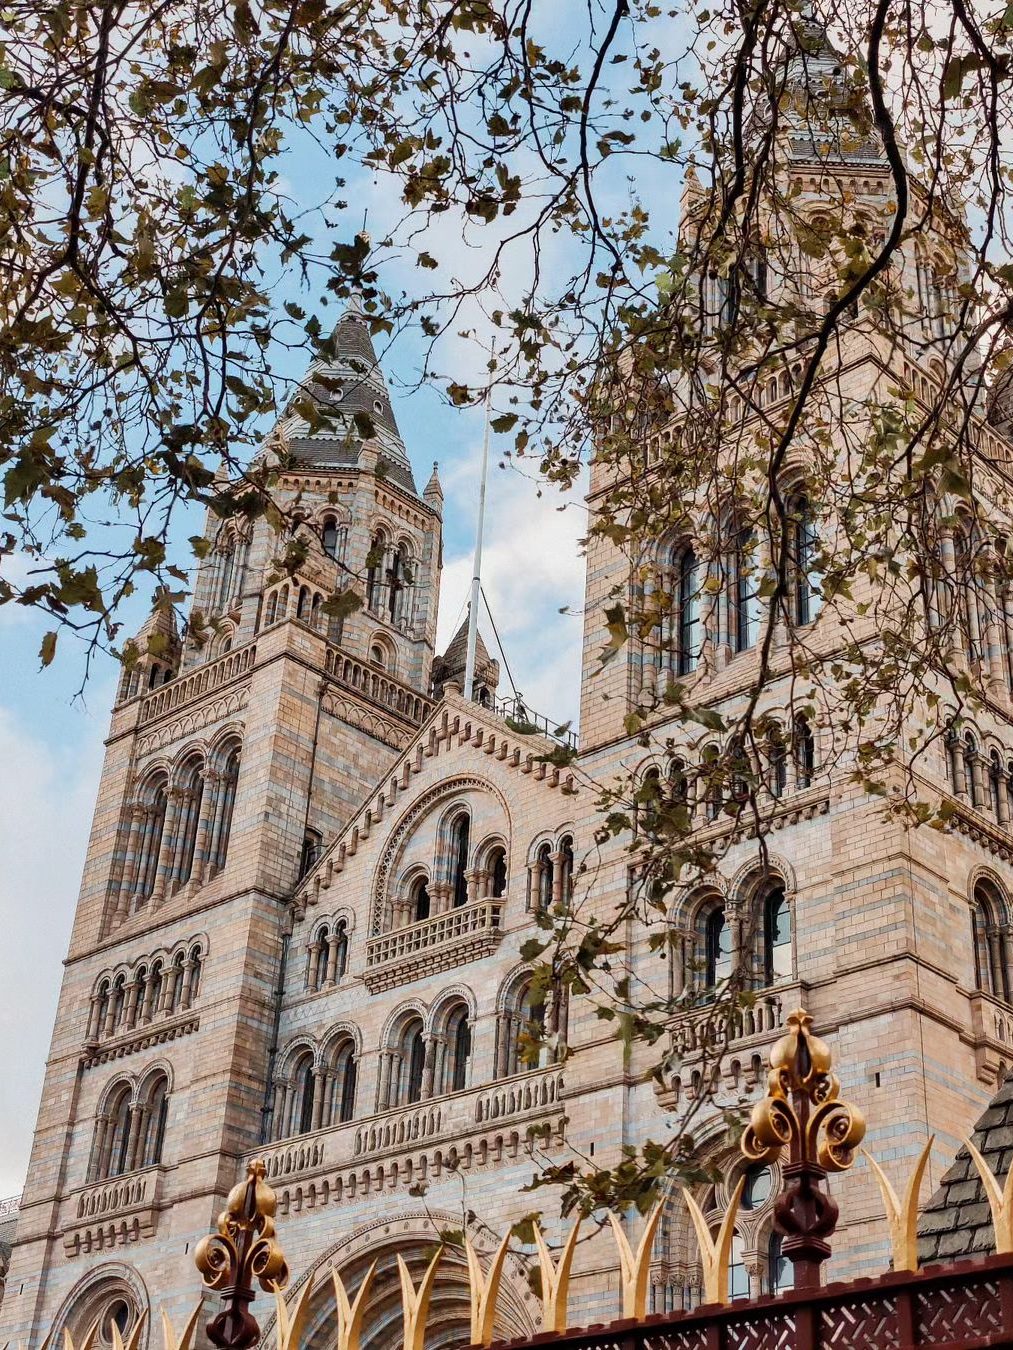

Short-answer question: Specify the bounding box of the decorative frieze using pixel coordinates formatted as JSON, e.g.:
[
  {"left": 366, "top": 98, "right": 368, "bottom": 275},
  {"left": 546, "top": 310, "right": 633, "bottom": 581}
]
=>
[
  {"left": 82, "top": 1015, "right": 199, "bottom": 1069},
  {"left": 62, "top": 1165, "right": 163, "bottom": 1256}
]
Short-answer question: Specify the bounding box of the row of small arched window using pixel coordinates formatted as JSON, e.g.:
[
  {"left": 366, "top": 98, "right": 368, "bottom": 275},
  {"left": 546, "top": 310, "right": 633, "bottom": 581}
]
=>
[
  {"left": 947, "top": 731, "right": 1013, "bottom": 829},
  {"left": 366, "top": 529, "right": 416, "bottom": 630},
  {"left": 271, "top": 977, "right": 554, "bottom": 1143},
  {"left": 87, "top": 945, "right": 204, "bottom": 1042},
  {"left": 686, "top": 886, "right": 793, "bottom": 995},
  {"left": 639, "top": 719, "right": 817, "bottom": 832}
]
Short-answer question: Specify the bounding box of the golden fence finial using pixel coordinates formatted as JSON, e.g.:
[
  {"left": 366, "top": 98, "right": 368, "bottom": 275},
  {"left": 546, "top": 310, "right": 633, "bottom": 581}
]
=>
[
  {"left": 195, "top": 1160, "right": 289, "bottom": 1350},
  {"left": 609, "top": 1201, "right": 665, "bottom": 1320},
  {"left": 159, "top": 1304, "right": 203, "bottom": 1350},
  {"left": 465, "top": 1234, "right": 510, "bottom": 1348},
  {"left": 109, "top": 1311, "right": 147, "bottom": 1350},
  {"left": 862, "top": 1136, "right": 935, "bottom": 1272},
  {"left": 330, "top": 1262, "right": 376, "bottom": 1350},
  {"left": 740, "top": 1008, "right": 865, "bottom": 1289},
  {"left": 682, "top": 1175, "right": 746, "bottom": 1306},
  {"left": 62, "top": 1317, "right": 100, "bottom": 1350},
  {"left": 965, "top": 1138, "right": 1013, "bottom": 1253},
  {"left": 533, "top": 1218, "right": 580, "bottom": 1334},
  {"left": 397, "top": 1248, "right": 442, "bottom": 1350}
]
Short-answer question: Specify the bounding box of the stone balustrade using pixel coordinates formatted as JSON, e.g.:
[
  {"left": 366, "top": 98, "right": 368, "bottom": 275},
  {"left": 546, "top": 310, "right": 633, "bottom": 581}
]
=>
[
  {"left": 324, "top": 647, "right": 432, "bottom": 727},
  {"left": 62, "top": 1166, "right": 162, "bottom": 1256},
  {"left": 669, "top": 985, "right": 808, "bottom": 1060},
  {"left": 139, "top": 643, "right": 256, "bottom": 724},
  {"left": 363, "top": 898, "right": 504, "bottom": 991}
]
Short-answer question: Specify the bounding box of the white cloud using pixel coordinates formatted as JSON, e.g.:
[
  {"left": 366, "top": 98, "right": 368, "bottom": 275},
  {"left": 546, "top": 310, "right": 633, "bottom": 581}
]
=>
[{"left": 0, "top": 697, "right": 108, "bottom": 1196}]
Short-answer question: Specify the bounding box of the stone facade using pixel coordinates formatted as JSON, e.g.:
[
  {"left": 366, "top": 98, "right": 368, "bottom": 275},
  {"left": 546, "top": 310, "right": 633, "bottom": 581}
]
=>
[{"left": 7, "top": 87, "right": 1013, "bottom": 1350}]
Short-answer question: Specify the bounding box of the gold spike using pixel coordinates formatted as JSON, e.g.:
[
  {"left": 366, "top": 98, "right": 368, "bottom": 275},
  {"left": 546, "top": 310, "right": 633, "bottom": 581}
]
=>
[
  {"left": 273, "top": 1272, "right": 316, "bottom": 1350},
  {"left": 682, "top": 1174, "right": 746, "bottom": 1306},
  {"left": 158, "top": 1304, "right": 202, "bottom": 1350},
  {"left": 465, "top": 1233, "right": 510, "bottom": 1348},
  {"left": 965, "top": 1137, "right": 1013, "bottom": 1253},
  {"left": 862, "top": 1136, "right": 935, "bottom": 1272},
  {"left": 330, "top": 1262, "right": 376, "bottom": 1350},
  {"left": 532, "top": 1218, "right": 581, "bottom": 1334},
  {"left": 609, "top": 1201, "right": 665, "bottom": 1321},
  {"left": 63, "top": 1314, "right": 101, "bottom": 1350},
  {"left": 110, "top": 1309, "right": 147, "bottom": 1350},
  {"left": 397, "top": 1248, "right": 443, "bottom": 1350}
]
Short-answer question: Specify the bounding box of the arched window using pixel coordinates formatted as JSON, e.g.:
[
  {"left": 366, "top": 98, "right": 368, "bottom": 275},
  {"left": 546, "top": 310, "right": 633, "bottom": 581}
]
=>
[
  {"left": 954, "top": 523, "right": 982, "bottom": 665},
  {"left": 500, "top": 977, "right": 549, "bottom": 1077},
  {"left": 535, "top": 842, "right": 553, "bottom": 910},
  {"left": 766, "top": 725, "right": 787, "bottom": 799},
  {"left": 672, "top": 543, "right": 700, "bottom": 676},
  {"left": 99, "top": 1084, "right": 133, "bottom": 1181},
  {"left": 135, "top": 775, "right": 168, "bottom": 904},
  {"left": 443, "top": 1005, "right": 472, "bottom": 1094},
  {"left": 702, "top": 744, "right": 723, "bottom": 821},
  {"left": 450, "top": 813, "right": 470, "bottom": 908},
  {"left": 327, "top": 1039, "right": 357, "bottom": 1125},
  {"left": 333, "top": 919, "right": 348, "bottom": 980},
  {"left": 278, "top": 584, "right": 289, "bottom": 620},
  {"left": 730, "top": 522, "right": 761, "bottom": 653},
  {"left": 216, "top": 539, "right": 235, "bottom": 613},
  {"left": 392, "top": 543, "right": 414, "bottom": 626},
  {"left": 669, "top": 757, "right": 690, "bottom": 807},
  {"left": 559, "top": 835, "right": 575, "bottom": 900},
  {"left": 740, "top": 1164, "right": 773, "bottom": 1211},
  {"left": 701, "top": 904, "right": 732, "bottom": 995},
  {"left": 172, "top": 758, "right": 204, "bottom": 888},
  {"left": 972, "top": 882, "right": 1010, "bottom": 1002},
  {"left": 366, "top": 532, "right": 386, "bottom": 613},
  {"left": 266, "top": 591, "right": 278, "bottom": 626},
  {"left": 762, "top": 887, "right": 791, "bottom": 985},
  {"left": 728, "top": 1233, "right": 749, "bottom": 1301},
  {"left": 311, "top": 927, "right": 330, "bottom": 990},
  {"left": 211, "top": 745, "right": 241, "bottom": 875},
  {"left": 488, "top": 847, "right": 507, "bottom": 898},
  {"left": 398, "top": 1019, "right": 426, "bottom": 1106},
  {"left": 299, "top": 828, "right": 323, "bottom": 881},
  {"left": 369, "top": 642, "right": 387, "bottom": 669},
  {"left": 140, "top": 1074, "right": 169, "bottom": 1168},
  {"left": 793, "top": 715, "right": 815, "bottom": 791},
  {"left": 322, "top": 517, "right": 347, "bottom": 562},
  {"left": 296, "top": 585, "right": 310, "bottom": 621},
  {"left": 789, "top": 493, "right": 821, "bottom": 625},
  {"left": 296, "top": 1054, "right": 316, "bottom": 1136},
  {"left": 410, "top": 876, "right": 431, "bottom": 923}
]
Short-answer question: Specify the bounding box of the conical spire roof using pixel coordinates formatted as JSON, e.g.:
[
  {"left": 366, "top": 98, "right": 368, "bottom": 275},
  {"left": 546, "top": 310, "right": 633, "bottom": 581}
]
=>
[
  {"left": 432, "top": 610, "right": 500, "bottom": 700},
  {"left": 276, "top": 299, "right": 419, "bottom": 495},
  {"left": 778, "top": 11, "right": 884, "bottom": 165}
]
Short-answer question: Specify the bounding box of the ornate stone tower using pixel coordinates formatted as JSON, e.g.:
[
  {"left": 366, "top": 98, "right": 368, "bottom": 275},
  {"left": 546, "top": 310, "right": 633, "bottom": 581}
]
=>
[{"left": 0, "top": 306, "right": 444, "bottom": 1342}]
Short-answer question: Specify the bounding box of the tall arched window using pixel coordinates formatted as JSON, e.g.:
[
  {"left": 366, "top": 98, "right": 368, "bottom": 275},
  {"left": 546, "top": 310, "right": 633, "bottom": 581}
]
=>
[
  {"left": 702, "top": 744, "right": 723, "bottom": 821},
  {"left": 98, "top": 1084, "right": 133, "bottom": 1181},
  {"left": 991, "top": 751, "right": 1004, "bottom": 821},
  {"left": 964, "top": 733, "right": 980, "bottom": 808},
  {"left": 333, "top": 919, "right": 348, "bottom": 980},
  {"left": 140, "top": 1074, "right": 169, "bottom": 1168},
  {"left": 172, "top": 758, "right": 204, "bottom": 888},
  {"left": 730, "top": 523, "right": 761, "bottom": 653},
  {"left": 328, "top": 1039, "right": 357, "bottom": 1125},
  {"left": 701, "top": 905, "right": 732, "bottom": 995},
  {"left": 559, "top": 835, "right": 575, "bottom": 900},
  {"left": 134, "top": 775, "right": 168, "bottom": 904},
  {"left": 728, "top": 1233, "right": 749, "bottom": 1300},
  {"left": 639, "top": 766, "right": 662, "bottom": 836},
  {"left": 392, "top": 543, "right": 414, "bottom": 626},
  {"left": 366, "top": 532, "right": 386, "bottom": 613},
  {"left": 216, "top": 539, "right": 235, "bottom": 613},
  {"left": 768, "top": 1232, "right": 792, "bottom": 1294},
  {"left": 954, "top": 523, "right": 982, "bottom": 665},
  {"left": 296, "top": 1054, "right": 316, "bottom": 1136},
  {"left": 972, "top": 882, "right": 1010, "bottom": 1002},
  {"left": 673, "top": 543, "right": 700, "bottom": 675},
  {"left": 411, "top": 876, "right": 431, "bottom": 923},
  {"left": 211, "top": 745, "right": 241, "bottom": 875},
  {"left": 443, "top": 1005, "right": 472, "bottom": 1093},
  {"left": 793, "top": 715, "right": 815, "bottom": 791},
  {"left": 762, "top": 887, "right": 791, "bottom": 985},
  {"left": 322, "top": 517, "right": 347, "bottom": 562},
  {"left": 536, "top": 842, "right": 553, "bottom": 910},
  {"left": 488, "top": 847, "right": 507, "bottom": 898},
  {"left": 399, "top": 1019, "right": 426, "bottom": 1105},
  {"left": 299, "top": 829, "right": 323, "bottom": 881},
  {"left": 450, "top": 814, "right": 470, "bottom": 908},
  {"left": 296, "top": 585, "right": 310, "bottom": 621},
  {"left": 789, "top": 493, "right": 821, "bottom": 625},
  {"left": 766, "top": 725, "right": 787, "bottom": 799}
]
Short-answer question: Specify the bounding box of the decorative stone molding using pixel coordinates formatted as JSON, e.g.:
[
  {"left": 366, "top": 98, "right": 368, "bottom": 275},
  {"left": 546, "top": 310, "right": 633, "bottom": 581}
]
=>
[
  {"left": 136, "top": 689, "right": 248, "bottom": 756},
  {"left": 363, "top": 898, "right": 503, "bottom": 990},
  {"left": 62, "top": 1166, "right": 163, "bottom": 1256},
  {"left": 321, "top": 692, "right": 412, "bottom": 750},
  {"left": 82, "top": 1015, "right": 199, "bottom": 1069},
  {"left": 952, "top": 800, "right": 1013, "bottom": 865}
]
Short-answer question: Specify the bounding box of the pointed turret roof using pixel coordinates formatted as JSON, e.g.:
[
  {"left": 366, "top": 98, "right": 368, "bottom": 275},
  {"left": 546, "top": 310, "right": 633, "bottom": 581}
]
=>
[
  {"left": 131, "top": 587, "right": 181, "bottom": 659},
  {"left": 432, "top": 611, "right": 500, "bottom": 701},
  {"left": 424, "top": 461, "right": 444, "bottom": 516},
  {"left": 276, "top": 300, "right": 419, "bottom": 495}
]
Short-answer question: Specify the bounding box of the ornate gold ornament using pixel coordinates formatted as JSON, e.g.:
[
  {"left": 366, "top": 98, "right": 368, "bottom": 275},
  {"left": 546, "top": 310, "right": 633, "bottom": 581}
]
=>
[
  {"left": 465, "top": 1234, "right": 510, "bottom": 1348},
  {"left": 862, "top": 1136, "right": 935, "bottom": 1272},
  {"left": 330, "top": 1261, "right": 377, "bottom": 1350},
  {"left": 682, "top": 1176, "right": 746, "bottom": 1307},
  {"left": 965, "top": 1137, "right": 1013, "bottom": 1254},
  {"left": 396, "top": 1248, "right": 443, "bottom": 1350},
  {"left": 740, "top": 1008, "right": 866, "bottom": 1288},
  {"left": 194, "top": 1161, "right": 289, "bottom": 1350},
  {"left": 533, "top": 1219, "right": 580, "bottom": 1334},
  {"left": 609, "top": 1202, "right": 665, "bottom": 1320}
]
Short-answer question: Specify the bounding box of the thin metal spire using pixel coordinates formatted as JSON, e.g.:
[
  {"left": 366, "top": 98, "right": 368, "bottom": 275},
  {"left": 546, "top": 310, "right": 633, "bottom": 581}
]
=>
[{"left": 463, "top": 344, "right": 495, "bottom": 702}]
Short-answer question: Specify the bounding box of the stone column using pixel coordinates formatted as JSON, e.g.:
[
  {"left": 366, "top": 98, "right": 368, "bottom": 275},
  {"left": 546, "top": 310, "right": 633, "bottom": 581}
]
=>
[
  {"left": 971, "top": 753, "right": 987, "bottom": 809},
  {"left": 325, "top": 934, "right": 341, "bottom": 986},
  {"left": 180, "top": 957, "right": 197, "bottom": 1010},
  {"left": 101, "top": 995, "right": 118, "bottom": 1039},
  {"left": 114, "top": 808, "right": 145, "bottom": 921},
  {"left": 422, "top": 1035, "right": 440, "bottom": 1098},
  {"left": 152, "top": 789, "right": 183, "bottom": 903},
  {"left": 124, "top": 979, "right": 141, "bottom": 1031},
  {"left": 271, "top": 1083, "right": 286, "bottom": 1141},
  {"left": 640, "top": 573, "right": 658, "bottom": 702},
  {"left": 159, "top": 967, "right": 178, "bottom": 1015},
  {"left": 465, "top": 868, "right": 481, "bottom": 904},
  {"left": 89, "top": 1115, "right": 110, "bottom": 1182},
  {"left": 85, "top": 994, "right": 102, "bottom": 1044},
  {"left": 307, "top": 941, "right": 321, "bottom": 992},
  {"left": 192, "top": 771, "right": 220, "bottom": 885},
  {"left": 550, "top": 850, "right": 566, "bottom": 907},
  {"left": 311, "top": 1069, "right": 326, "bottom": 1131},
  {"left": 125, "top": 1105, "right": 146, "bottom": 1173},
  {"left": 139, "top": 972, "right": 156, "bottom": 1025}
]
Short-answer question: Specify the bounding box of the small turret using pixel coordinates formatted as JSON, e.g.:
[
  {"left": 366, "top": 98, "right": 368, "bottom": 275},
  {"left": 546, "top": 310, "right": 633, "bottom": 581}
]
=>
[
  {"left": 432, "top": 612, "right": 500, "bottom": 706},
  {"left": 117, "top": 588, "right": 182, "bottom": 703},
  {"left": 424, "top": 461, "right": 444, "bottom": 517}
]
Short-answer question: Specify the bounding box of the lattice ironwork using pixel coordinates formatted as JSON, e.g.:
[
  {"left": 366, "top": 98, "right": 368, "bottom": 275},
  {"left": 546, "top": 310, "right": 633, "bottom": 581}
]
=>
[
  {"left": 915, "top": 1278, "right": 1004, "bottom": 1342},
  {"left": 725, "top": 1312, "right": 797, "bottom": 1349},
  {"left": 820, "top": 1297, "right": 898, "bottom": 1349}
]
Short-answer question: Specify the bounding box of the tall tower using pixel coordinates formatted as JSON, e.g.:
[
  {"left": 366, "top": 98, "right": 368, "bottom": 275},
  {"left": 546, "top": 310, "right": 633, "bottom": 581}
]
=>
[{"left": 0, "top": 307, "right": 444, "bottom": 1342}]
